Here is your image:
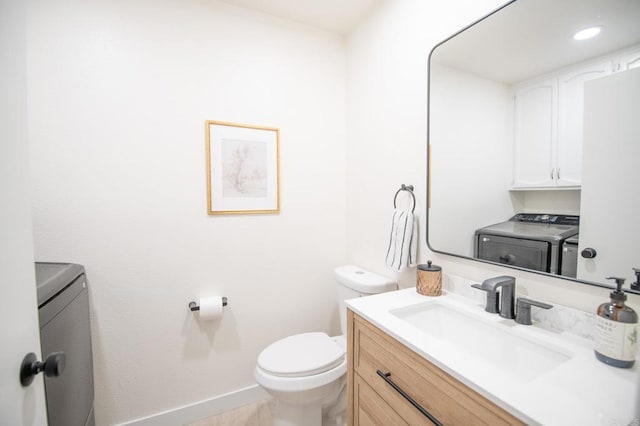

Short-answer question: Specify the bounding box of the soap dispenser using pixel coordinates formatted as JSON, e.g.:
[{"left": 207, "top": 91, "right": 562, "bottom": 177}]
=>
[{"left": 594, "top": 277, "right": 638, "bottom": 368}]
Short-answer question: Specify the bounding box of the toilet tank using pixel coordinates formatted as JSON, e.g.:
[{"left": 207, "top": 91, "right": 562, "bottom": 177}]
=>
[{"left": 335, "top": 265, "right": 397, "bottom": 335}]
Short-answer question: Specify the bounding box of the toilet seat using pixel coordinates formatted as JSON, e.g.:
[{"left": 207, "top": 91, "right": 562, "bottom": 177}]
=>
[{"left": 257, "top": 332, "right": 344, "bottom": 378}]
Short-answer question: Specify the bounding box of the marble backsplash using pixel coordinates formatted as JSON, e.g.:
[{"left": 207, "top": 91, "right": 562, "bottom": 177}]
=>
[{"left": 443, "top": 273, "right": 596, "bottom": 341}]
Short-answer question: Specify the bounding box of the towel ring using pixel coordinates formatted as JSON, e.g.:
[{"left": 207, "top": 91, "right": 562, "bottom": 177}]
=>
[{"left": 393, "top": 184, "right": 416, "bottom": 213}]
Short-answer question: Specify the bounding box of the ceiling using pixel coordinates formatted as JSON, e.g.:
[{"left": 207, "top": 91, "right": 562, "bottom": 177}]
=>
[
  {"left": 218, "top": 0, "right": 640, "bottom": 81},
  {"left": 432, "top": 0, "right": 640, "bottom": 84},
  {"left": 219, "top": 0, "right": 384, "bottom": 34}
]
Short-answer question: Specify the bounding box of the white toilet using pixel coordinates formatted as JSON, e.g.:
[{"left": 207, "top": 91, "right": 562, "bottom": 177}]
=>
[{"left": 254, "top": 265, "right": 397, "bottom": 426}]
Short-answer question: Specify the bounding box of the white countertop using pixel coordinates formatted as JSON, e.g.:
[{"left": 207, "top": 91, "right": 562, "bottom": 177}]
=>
[{"left": 346, "top": 288, "right": 639, "bottom": 426}]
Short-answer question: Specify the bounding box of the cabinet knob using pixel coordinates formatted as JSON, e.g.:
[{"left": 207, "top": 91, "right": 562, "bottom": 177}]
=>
[
  {"left": 581, "top": 247, "right": 597, "bottom": 259},
  {"left": 20, "top": 352, "right": 66, "bottom": 387}
]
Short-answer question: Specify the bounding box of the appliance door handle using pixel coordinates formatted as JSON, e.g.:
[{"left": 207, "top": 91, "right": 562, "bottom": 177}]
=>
[
  {"left": 376, "top": 370, "right": 443, "bottom": 426},
  {"left": 499, "top": 254, "right": 515, "bottom": 264}
]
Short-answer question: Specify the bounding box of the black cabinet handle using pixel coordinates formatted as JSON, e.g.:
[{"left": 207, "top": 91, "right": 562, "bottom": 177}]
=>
[{"left": 376, "top": 370, "right": 443, "bottom": 426}]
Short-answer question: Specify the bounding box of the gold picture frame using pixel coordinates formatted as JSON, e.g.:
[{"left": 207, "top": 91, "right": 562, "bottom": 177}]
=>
[{"left": 205, "top": 120, "right": 280, "bottom": 215}]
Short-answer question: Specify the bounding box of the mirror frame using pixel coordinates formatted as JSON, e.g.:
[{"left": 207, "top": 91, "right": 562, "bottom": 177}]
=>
[{"left": 425, "top": 0, "right": 636, "bottom": 293}]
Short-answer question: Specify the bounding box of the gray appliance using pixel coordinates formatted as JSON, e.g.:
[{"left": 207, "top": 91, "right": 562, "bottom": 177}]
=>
[
  {"left": 35, "top": 262, "right": 95, "bottom": 426},
  {"left": 561, "top": 234, "right": 579, "bottom": 278},
  {"left": 474, "top": 214, "right": 579, "bottom": 275}
]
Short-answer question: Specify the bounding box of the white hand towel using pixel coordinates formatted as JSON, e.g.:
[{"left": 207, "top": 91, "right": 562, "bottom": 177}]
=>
[{"left": 385, "top": 209, "right": 418, "bottom": 272}]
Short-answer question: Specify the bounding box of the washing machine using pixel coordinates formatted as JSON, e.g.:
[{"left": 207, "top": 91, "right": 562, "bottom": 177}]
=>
[
  {"left": 474, "top": 214, "right": 579, "bottom": 275},
  {"left": 35, "top": 262, "right": 95, "bottom": 426},
  {"left": 561, "top": 234, "right": 579, "bottom": 278}
]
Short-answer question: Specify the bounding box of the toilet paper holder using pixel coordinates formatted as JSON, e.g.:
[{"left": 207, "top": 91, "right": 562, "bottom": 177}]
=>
[{"left": 189, "top": 297, "right": 228, "bottom": 311}]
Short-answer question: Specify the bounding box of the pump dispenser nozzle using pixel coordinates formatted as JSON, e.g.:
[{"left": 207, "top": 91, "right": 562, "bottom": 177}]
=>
[{"left": 605, "top": 276, "right": 627, "bottom": 302}]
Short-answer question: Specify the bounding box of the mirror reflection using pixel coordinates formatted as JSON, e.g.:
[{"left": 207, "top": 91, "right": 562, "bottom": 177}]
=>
[{"left": 427, "top": 0, "right": 640, "bottom": 292}]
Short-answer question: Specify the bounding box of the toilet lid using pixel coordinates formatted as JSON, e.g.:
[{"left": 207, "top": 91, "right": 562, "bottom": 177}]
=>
[{"left": 257, "top": 332, "right": 345, "bottom": 378}]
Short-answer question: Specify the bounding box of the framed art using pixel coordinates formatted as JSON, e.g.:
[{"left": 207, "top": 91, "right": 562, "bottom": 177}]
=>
[{"left": 205, "top": 120, "right": 280, "bottom": 215}]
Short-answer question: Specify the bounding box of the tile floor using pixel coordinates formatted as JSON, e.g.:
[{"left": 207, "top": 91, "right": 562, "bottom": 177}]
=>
[
  {"left": 187, "top": 398, "right": 276, "bottom": 426},
  {"left": 186, "top": 394, "right": 348, "bottom": 426}
]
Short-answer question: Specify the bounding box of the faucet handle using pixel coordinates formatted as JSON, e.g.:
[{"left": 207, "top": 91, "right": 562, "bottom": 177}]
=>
[
  {"left": 471, "top": 284, "right": 499, "bottom": 314},
  {"left": 515, "top": 297, "right": 553, "bottom": 325},
  {"left": 631, "top": 268, "right": 640, "bottom": 291}
]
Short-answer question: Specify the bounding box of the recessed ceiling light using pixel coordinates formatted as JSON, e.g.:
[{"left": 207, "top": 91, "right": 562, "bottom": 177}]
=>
[{"left": 573, "top": 26, "right": 602, "bottom": 41}]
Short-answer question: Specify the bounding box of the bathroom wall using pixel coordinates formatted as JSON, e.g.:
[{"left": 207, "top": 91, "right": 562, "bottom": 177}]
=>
[
  {"left": 345, "top": 0, "right": 507, "bottom": 280},
  {"left": 344, "top": 0, "right": 640, "bottom": 313},
  {"left": 27, "top": 0, "right": 347, "bottom": 423}
]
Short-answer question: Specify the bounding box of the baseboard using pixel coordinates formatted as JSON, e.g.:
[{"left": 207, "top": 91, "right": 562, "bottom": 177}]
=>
[{"left": 118, "top": 384, "right": 270, "bottom": 426}]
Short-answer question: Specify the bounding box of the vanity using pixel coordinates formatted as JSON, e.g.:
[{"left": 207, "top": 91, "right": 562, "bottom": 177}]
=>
[{"left": 346, "top": 288, "right": 638, "bottom": 425}]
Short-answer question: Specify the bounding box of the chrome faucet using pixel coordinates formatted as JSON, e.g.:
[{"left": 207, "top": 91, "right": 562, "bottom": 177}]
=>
[{"left": 472, "top": 276, "right": 516, "bottom": 319}]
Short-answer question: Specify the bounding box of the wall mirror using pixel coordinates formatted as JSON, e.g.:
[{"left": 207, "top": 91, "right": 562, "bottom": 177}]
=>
[{"left": 427, "top": 0, "right": 640, "bottom": 293}]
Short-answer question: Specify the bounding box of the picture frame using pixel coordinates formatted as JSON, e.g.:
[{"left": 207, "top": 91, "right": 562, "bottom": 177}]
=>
[{"left": 205, "top": 120, "right": 280, "bottom": 215}]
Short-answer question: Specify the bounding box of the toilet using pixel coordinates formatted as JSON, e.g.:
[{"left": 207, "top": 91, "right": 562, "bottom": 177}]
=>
[{"left": 254, "top": 265, "right": 397, "bottom": 426}]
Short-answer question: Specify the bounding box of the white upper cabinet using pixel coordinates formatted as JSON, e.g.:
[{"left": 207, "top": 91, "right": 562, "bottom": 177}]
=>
[
  {"left": 513, "top": 78, "right": 557, "bottom": 188},
  {"left": 512, "top": 46, "right": 638, "bottom": 190},
  {"left": 556, "top": 61, "right": 612, "bottom": 187}
]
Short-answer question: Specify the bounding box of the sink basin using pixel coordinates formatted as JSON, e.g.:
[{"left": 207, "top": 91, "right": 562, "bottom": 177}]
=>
[{"left": 390, "top": 301, "right": 571, "bottom": 383}]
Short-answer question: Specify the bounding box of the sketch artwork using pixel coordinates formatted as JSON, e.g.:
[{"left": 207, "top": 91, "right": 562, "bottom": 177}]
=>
[
  {"left": 221, "top": 138, "right": 268, "bottom": 197},
  {"left": 206, "top": 120, "right": 279, "bottom": 214}
]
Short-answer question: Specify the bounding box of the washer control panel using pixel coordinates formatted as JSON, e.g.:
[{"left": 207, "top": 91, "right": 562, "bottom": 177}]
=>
[{"left": 511, "top": 213, "right": 580, "bottom": 226}]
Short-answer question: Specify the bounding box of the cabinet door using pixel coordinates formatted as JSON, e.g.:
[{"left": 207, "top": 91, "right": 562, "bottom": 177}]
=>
[
  {"left": 578, "top": 68, "right": 640, "bottom": 284},
  {"left": 513, "top": 78, "right": 557, "bottom": 188},
  {"left": 351, "top": 313, "right": 524, "bottom": 426},
  {"left": 556, "top": 61, "right": 611, "bottom": 187},
  {"left": 353, "top": 374, "right": 409, "bottom": 426}
]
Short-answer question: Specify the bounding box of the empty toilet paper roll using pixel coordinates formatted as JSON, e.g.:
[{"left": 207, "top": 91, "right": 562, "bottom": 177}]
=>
[{"left": 198, "top": 297, "right": 225, "bottom": 320}]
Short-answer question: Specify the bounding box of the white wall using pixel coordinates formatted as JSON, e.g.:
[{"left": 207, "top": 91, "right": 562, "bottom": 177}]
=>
[
  {"left": 345, "top": 0, "right": 508, "bottom": 282},
  {"left": 27, "top": 0, "right": 347, "bottom": 423},
  {"left": 429, "top": 64, "right": 514, "bottom": 256},
  {"left": 519, "top": 189, "right": 580, "bottom": 215},
  {"left": 345, "top": 0, "right": 639, "bottom": 310}
]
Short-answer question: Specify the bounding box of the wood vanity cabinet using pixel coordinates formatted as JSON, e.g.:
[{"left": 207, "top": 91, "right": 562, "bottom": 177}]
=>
[{"left": 347, "top": 309, "right": 525, "bottom": 426}]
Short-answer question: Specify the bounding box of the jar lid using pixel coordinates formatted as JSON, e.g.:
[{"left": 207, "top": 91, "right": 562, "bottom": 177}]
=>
[{"left": 418, "top": 260, "right": 441, "bottom": 272}]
